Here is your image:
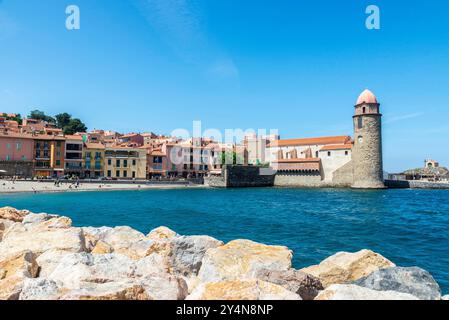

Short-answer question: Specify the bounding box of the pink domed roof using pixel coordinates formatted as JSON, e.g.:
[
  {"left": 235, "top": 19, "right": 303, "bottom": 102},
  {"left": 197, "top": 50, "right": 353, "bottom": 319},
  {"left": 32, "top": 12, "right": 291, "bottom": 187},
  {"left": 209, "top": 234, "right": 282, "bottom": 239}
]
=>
[{"left": 356, "top": 89, "right": 378, "bottom": 105}]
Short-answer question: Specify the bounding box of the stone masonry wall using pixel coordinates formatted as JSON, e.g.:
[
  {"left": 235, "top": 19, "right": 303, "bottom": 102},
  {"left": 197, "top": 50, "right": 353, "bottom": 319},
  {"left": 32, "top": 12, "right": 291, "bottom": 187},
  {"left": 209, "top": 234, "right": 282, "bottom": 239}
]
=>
[
  {"left": 205, "top": 165, "right": 275, "bottom": 188},
  {"left": 352, "top": 114, "right": 385, "bottom": 188},
  {"left": 274, "top": 172, "right": 323, "bottom": 187},
  {"left": 331, "top": 160, "right": 353, "bottom": 187}
]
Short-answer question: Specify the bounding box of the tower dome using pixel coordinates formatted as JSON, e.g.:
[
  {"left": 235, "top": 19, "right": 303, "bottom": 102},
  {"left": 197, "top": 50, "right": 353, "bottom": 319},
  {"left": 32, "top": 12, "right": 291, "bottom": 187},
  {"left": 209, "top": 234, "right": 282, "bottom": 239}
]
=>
[{"left": 356, "top": 89, "right": 378, "bottom": 105}]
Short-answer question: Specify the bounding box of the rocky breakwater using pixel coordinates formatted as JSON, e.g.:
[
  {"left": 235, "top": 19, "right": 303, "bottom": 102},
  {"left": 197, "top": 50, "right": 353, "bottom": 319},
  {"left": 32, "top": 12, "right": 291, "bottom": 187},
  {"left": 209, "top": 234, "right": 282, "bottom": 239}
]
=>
[{"left": 0, "top": 206, "right": 445, "bottom": 300}]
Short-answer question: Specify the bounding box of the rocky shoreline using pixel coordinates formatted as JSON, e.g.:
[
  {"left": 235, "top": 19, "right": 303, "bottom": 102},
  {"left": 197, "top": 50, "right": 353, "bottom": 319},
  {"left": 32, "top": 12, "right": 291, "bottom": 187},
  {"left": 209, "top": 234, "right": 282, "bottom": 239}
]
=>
[{"left": 0, "top": 206, "right": 446, "bottom": 300}]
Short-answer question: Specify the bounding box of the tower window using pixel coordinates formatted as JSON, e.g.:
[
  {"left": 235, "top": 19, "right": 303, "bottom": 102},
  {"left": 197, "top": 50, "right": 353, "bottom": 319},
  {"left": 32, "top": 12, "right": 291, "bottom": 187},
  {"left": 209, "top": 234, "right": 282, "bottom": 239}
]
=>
[
  {"left": 362, "top": 107, "right": 366, "bottom": 114},
  {"left": 328, "top": 151, "right": 331, "bottom": 157},
  {"left": 345, "top": 151, "right": 349, "bottom": 156},
  {"left": 357, "top": 117, "right": 363, "bottom": 129}
]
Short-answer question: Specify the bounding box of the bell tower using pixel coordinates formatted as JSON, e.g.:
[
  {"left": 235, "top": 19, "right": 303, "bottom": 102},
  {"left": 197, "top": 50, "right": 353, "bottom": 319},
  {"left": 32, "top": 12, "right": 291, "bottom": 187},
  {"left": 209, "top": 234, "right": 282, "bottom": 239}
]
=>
[{"left": 351, "top": 89, "right": 385, "bottom": 189}]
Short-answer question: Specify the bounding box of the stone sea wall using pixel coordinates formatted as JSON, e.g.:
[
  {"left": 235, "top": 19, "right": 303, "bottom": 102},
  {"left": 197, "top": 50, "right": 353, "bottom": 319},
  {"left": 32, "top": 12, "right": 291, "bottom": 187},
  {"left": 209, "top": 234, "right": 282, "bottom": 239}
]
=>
[
  {"left": 385, "top": 180, "right": 449, "bottom": 189},
  {"left": 0, "top": 206, "right": 446, "bottom": 300},
  {"left": 205, "top": 165, "right": 275, "bottom": 188}
]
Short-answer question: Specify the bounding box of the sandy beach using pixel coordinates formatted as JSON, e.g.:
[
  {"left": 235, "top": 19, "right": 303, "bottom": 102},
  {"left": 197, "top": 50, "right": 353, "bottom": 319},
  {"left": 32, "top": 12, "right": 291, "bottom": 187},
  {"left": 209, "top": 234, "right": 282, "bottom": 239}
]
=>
[{"left": 0, "top": 180, "right": 204, "bottom": 194}]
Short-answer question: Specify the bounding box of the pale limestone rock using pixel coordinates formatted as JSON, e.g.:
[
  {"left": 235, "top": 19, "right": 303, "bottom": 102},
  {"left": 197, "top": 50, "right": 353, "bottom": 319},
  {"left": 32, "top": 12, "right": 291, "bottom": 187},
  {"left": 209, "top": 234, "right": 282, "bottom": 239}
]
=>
[
  {"left": 147, "top": 226, "right": 178, "bottom": 240},
  {"left": 82, "top": 226, "right": 146, "bottom": 259},
  {"left": 36, "top": 249, "right": 73, "bottom": 277},
  {"left": 139, "top": 274, "right": 188, "bottom": 300},
  {"left": 134, "top": 254, "right": 170, "bottom": 276},
  {"left": 19, "top": 278, "right": 63, "bottom": 300},
  {"left": 60, "top": 281, "right": 150, "bottom": 300},
  {"left": 22, "top": 213, "right": 59, "bottom": 225},
  {"left": 0, "top": 207, "right": 30, "bottom": 222},
  {"left": 198, "top": 239, "right": 292, "bottom": 283},
  {"left": 301, "top": 249, "right": 395, "bottom": 287},
  {"left": 186, "top": 279, "right": 302, "bottom": 300},
  {"left": 169, "top": 235, "right": 224, "bottom": 277},
  {"left": 91, "top": 240, "right": 114, "bottom": 255},
  {"left": 48, "top": 253, "right": 135, "bottom": 289},
  {"left": 315, "top": 284, "right": 419, "bottom": 300},
  {"left": 442, "top": 295, "right": 449, "bottom": 300},
  {"left": 0, "top": 251, "right": 39, "bottom": 300},
  {"left": 0, "top": 226, "right": 86, "bottom": 259}
]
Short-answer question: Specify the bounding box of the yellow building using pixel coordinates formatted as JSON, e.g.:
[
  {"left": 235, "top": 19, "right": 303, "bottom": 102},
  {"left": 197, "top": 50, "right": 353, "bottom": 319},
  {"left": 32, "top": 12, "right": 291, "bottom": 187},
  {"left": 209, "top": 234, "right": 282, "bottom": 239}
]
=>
[
  {"left": 104, "top": 146, "right": 146, "bottom": 180},
  {"left": 84, "top": 142, "right": 105, "bottom": 178}
]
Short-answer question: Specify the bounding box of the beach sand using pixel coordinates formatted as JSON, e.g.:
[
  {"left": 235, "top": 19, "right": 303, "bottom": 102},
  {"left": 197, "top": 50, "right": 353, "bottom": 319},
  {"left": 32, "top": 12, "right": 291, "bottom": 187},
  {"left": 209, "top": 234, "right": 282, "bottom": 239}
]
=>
[{"left": 0, "top": 180, "right": 204, "bottom": 194}]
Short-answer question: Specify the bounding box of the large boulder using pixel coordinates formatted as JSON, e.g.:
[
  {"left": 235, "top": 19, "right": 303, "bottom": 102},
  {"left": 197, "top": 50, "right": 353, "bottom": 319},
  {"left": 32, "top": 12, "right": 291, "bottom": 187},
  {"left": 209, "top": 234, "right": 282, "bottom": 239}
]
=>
[
  {"left": 186, "top": 279, "right": 302, "bottom": 300},
  {"left": 0, "top": 251, "right": 39, "bottom": 300},
  {"left": 47, "top": 253, "right": 135, "bottom": 289},
  {"left": 19, "top": 278, "right": 63, "bottom": 300},
  {"left": 35, "top": 249, "right": 74, "bottom": 277},
  {"left": 0, "top": 225, "right": 86, "bottom": 259},
  {"left": 0, "top": 207, "right": 30, "bottom": 222},
  {"left": 301, "top": 250, "right": 395, "bottom": 287},
  {"left": 198, "top": 240, "right": 292, "bottom": 283},
  {"left": 147, "top": 226, "right": 178, "bottom": 240},
  {"left": 256, "top": 269, "right": 323, "bottom": 300},
  {"left": 168, "top": 236, "right": 224, "bottom": 277},
  {"left": 139, "top": 274, "right": 188, "bottom": 300},
  {"left": 43, "top": 252, "right": 187, "bottom": 300},
  {"left": 82, "top": 226, "right": 147, "bottom": 259},
  {"left": 354, "top": 266, "right": 441, "bottom": 300},
  {"left": 315, "top": 284, "right": 419, "bottom": 300},
  {"left": 59, "top": 281, "right": 150, "bottom": 300}
]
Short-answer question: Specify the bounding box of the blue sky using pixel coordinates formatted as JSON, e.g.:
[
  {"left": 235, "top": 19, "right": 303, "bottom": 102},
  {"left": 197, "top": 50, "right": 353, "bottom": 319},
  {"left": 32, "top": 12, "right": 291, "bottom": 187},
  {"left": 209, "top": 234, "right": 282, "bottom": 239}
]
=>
[{"left": 0, "top": 0, "right": 448, "bottom": 172}]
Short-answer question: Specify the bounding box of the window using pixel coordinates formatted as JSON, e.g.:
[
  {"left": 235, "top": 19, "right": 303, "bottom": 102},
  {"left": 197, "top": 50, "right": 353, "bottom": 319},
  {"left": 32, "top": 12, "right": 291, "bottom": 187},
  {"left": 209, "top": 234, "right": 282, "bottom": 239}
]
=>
[
  {"left": 85, "top": 152, "right": 91, "bottom": 159},
  {"left": 107, "top": 170, "right": 111, "bottom": 177},
  {"left": 57, "top": 141, "right": 61, "bottom": 147},
  {"left": 116, "top": 159, "right": 120, "bottom": 167},
  {"left": 22, "top": 155, "right": 27, "bottom": 161},
  {"left": 357, "top": 117, "right": 363, "bottom": 129},
  {"left": 132, "top": 159, "right": 136, "bottom": 166},
  {"left": 315, "top": 151, "right": 319, "bottom": 158},
  {"left": 123, "top": 171, "right": 127, "bottom": 178},
  {"left": 6, "top": 143, "right": 11, "bottom": 149},
  {"left": 345, "top": 151, "right": 349, "bottom": 156},
  {"left": 183, "top": 164, "right": 187, "bottom": 170},
  {"left": 132, "top": 171, "right": 136, "bottom": 178},
  {"left": 327, "top": 151, "right": 331, "bottom": 157},
  {"left": 16, "top": 142, "right": 22, "bottom": 151},
  {"left": 6, "top": 155, "right": 11, "bottom": 161},
  {"left": 108, "top": 159, "right": 112, "bottom": 166},
  {"left": 116, "top": 170, "right": 120, "bottom": 177},
  {"left": 124, "top": 160, "right": 128, "bottom": 167},
  {"left": 362, "top": 107, "right": 366, "bottom": 114},
  {"left": 43, "top": 150, "right": 49, "bottom": 157},
  {"left": 56, "top": 160, "right": 61, "bottom": 166}
]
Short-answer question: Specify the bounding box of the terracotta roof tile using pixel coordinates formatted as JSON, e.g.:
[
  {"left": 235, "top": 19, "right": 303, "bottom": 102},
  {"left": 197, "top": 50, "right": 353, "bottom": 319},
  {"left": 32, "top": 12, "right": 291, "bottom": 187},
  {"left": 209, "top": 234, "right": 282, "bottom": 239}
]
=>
[{"left": 268, "top": 136, "right": 351, "bottom": 147}]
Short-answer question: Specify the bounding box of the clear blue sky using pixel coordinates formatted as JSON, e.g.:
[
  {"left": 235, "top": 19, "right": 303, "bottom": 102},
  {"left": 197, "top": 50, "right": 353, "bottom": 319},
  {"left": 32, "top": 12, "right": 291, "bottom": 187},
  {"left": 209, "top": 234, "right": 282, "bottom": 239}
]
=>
[{"left": 1, "top": 0, "right": 448, "bottom": 172}]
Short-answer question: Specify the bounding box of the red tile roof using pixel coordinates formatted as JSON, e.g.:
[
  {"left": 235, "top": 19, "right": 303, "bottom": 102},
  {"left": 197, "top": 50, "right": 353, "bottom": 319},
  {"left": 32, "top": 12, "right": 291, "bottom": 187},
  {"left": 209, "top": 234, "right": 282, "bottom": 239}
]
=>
[
  {"left": 268, "top": 136, "right": 351, "bottom": 147},
  {"left": 320, "top": 144, "right": 353, "bottom": 151}
]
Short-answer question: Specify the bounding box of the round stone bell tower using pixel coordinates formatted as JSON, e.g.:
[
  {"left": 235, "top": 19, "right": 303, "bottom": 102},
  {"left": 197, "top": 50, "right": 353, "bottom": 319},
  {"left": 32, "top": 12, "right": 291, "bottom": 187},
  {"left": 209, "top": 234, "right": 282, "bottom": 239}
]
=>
[{"left": 351, "top": 89, "right": 385, "bottom": 189}]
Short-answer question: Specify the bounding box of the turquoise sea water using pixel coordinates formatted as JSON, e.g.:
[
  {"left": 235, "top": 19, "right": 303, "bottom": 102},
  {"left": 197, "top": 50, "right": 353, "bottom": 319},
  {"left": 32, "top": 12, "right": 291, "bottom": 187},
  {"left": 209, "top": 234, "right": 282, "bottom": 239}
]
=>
[{"left": 1, "top": 188, "right": 449, "bottom": 293}]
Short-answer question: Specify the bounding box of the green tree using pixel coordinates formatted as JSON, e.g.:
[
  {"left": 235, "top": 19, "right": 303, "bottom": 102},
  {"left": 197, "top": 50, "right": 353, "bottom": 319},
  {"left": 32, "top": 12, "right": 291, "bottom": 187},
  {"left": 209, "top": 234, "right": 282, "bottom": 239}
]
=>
[
  {"left": 55, "top": 113, "right": 72, "bottom": 129},
  {"left": 220, "top": 151, "right": 243, "bottom": 165},
  {"left": 28, "top": 110, "right": 55, "bottom": 123},
  {"left": 63, "top": 118, "right": 87, "bottom": 135},
  {"left": 2, "top": 113, "right": 22, "bottom": 125}
]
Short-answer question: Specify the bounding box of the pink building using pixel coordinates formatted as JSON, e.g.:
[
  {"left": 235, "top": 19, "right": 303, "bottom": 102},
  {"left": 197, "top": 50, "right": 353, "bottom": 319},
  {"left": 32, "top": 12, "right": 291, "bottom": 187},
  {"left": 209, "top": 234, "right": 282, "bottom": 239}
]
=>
[
  {"left": 0, "top": 132, "right": 34, "bottom": 162},
  {"left": 0, "top": 132, "right": 35, "bottom": 177}
]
